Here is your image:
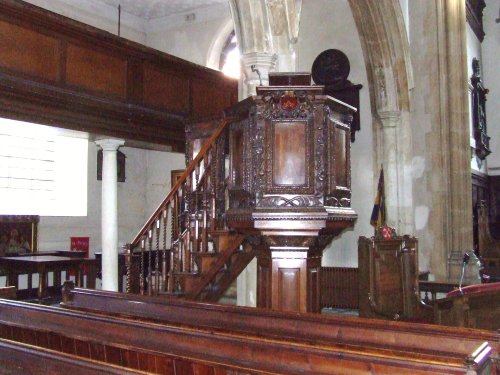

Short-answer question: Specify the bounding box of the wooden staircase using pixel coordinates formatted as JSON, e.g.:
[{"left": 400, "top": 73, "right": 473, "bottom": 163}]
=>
[{"left": 124, "top": 116, "right": 254, "bottom": 303}]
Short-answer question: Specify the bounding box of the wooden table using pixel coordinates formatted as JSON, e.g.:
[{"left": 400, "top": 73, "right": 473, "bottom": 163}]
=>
[{"left": 0, "top": 256, "right": 92, "bottom": 299}]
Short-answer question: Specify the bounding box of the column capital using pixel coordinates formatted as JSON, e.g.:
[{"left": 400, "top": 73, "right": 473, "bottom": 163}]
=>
[
  {"left": 95, "top": 138, "right": 125, "bottom": 151},
  {"left": 377, "top": 111, "right": 401, "bottom": 127},
  {"left": 240, "top": 52, "right": 278, "bottom": 69}
]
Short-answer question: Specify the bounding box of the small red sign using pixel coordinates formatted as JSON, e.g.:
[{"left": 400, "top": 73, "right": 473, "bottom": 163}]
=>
[{"left": 70, "top": 237, "right": 89, "bottom": 256}]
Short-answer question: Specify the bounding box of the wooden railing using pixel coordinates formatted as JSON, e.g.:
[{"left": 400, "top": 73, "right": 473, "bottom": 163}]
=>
[{"left": 125, "top": 116, "right": 232, "bottom": 296}]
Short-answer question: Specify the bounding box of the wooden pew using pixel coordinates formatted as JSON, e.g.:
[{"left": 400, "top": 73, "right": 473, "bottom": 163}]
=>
[
  {"left": 0, "top": 295, "right": 494, "bottom": 374},
  {"left": 0, "top": 286, "right": 16, "bottom": 300},
  {"left": 61, "top": 285, "right": 499, "bottom": 373},
  {"left": 0, "top": 338, "right": 144, "bottom": 374},
  {"left": 434, "top": 282, "right": 500, "bottom": 330}
]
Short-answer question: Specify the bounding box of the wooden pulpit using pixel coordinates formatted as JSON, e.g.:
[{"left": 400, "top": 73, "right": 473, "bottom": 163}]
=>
[{"left": 225, "top": 73, "right": 357, "bottom": 312}]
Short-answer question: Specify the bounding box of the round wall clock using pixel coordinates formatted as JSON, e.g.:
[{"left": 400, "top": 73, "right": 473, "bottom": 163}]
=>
[{"left": 311, "top": 49, "right": 350, "bottom": 86}]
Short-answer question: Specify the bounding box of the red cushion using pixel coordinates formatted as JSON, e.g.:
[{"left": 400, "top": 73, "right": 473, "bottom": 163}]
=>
[{"left": 446, "top": 282, "right": 500, "bottom": 298}]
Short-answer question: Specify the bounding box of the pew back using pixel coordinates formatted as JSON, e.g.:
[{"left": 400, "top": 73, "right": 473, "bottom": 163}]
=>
[
  {"left": 0, "top": 296, "right": 494, "bottom": 374},
  {"left": 0, "top": 338, "right": 145, "bottom": 374},
  {"left": 58, "top": 286, "right": 499, "bottom": 374}
]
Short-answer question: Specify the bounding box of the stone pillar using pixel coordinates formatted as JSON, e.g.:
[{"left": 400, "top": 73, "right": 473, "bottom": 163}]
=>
[
  {"left": 427, "top": 0, "right": 472, "bottom": 280},
  {"left": 442, "top": 0, "right": 473, "bottom": 254},
  {"left": 378, "top": 111, "right": 413, "bottom": 234},
  {"left": 95, "top": 138, "right": 125, "bottom": 291},
  {"left": 240, "top": 52, "right": 277, "bottom": 97}
]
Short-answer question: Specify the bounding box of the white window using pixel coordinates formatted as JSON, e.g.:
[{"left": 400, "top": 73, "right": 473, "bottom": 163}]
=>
[
  {"left": 0, "top": 118, "right": 88, "bottom": 216},
  {"left": 220, "top": 31, "right": 240, "bottom": 79}
]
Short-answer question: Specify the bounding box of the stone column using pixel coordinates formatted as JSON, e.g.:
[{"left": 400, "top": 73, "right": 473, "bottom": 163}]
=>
[
  {"left": 240, "top": 52, "right": 277, "bottom": 97},
  {"left": 377, "top": 110, "right": 413, "bottom": 234},
  {"left": 95, "top": 138, "right": 125, "bottom": 291}
]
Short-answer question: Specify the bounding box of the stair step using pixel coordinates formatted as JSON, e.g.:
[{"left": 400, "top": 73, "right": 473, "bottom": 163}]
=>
[
  {"left": 192, "top": 252, "right": 219, "bottom": 273},
  {"left": 175, "top": 272, "right": 200, "bottom": 292}
]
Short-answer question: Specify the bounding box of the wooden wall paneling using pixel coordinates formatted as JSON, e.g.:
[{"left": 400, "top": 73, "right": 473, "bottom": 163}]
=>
[
  {"left": 191, "top": 80, "right": 231, "bottom": 118},
  {"left": 0, "top": 20, "right": 60, "bottom": 82},
  {"left": 143, "top": 63, "right": 190, "bottom": 114},
  {"left": 126, "top": 59, "right": 143, "bottom": 104},
  {"left": 0, "top": 0, "right": 238, "bottom": 150},
  {"left": 65, "top": 43, "right": 127, "bottom": 98},
  {"left": 321, "top": 267, "right": 359, "bottom": 309}
]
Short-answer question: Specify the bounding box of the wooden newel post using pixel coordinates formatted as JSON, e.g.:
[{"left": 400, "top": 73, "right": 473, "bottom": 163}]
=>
[{"left": 124, "top": 244, "right": 140, "bottom": 294}]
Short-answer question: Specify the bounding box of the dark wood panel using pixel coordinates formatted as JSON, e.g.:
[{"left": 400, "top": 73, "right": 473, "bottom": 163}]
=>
[
  {"left": 143, "top": 64, "right": 189, "bottom": 114},
  {"left": 333, "top": 125, "right": 348, "bottom": 187},
  {"left": 277, "top": 266, "right": 301, "bottom": 311},
  {"left": 0, "top": 0, "right": 238, "bottom": 150},
  {"left": 273, "top": 121, "right": 306, "bottom": 186},
  {"left": 66, "top": 43, "right": 127, "bottom": 98},
  {"left": 191, "top": 80, "right": 229, "bottom": 118},
  {"left": 0, "top": 20, "right": 60, "bottom": 81}
]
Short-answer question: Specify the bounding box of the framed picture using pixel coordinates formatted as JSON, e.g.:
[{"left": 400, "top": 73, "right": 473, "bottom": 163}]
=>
[
  {"left": 171, "top": 169, "right": 184, "bottom": 188},
  {"left": 0, "top": 215, "right": 39, "bottom": 255}
]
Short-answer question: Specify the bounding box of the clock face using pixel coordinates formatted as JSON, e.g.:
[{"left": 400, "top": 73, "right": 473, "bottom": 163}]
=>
[{"left": 311, "top": 49, "right": 350, "bottom": 86}]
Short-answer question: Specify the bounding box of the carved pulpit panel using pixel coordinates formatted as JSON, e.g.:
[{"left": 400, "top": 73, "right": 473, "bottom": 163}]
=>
[{"left": 268, "top": 120, "right": 312, "bottom": 193}]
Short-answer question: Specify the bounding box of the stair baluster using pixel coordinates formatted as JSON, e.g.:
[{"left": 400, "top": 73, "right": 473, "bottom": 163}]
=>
[
  {"left": 126, "top": 116, "right": 249, "bottom": 300},
  {"left": 162, "top": 209, "right": 168, "bottom": 293}
]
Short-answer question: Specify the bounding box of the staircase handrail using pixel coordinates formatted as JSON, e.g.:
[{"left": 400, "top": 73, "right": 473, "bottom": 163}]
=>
[{"left": 129, "top": 115, "right": 233, "bottom": 249}]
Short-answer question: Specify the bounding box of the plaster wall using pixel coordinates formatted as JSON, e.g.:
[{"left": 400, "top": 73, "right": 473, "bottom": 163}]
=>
[
  {"left": 21, "top": 0, "right": 146, "bottom": 44},
  {"left": 482, "top": 0, "right": 500, "bottom": 176},
  {"left": 145, "top": 150, "right": 186, "bottom": 216},
  {"left": 146, "top": 3, "right": 232, "bottom": 67},
  {"left": 38, "top": 142, "right": 185, "bottom": 258}
]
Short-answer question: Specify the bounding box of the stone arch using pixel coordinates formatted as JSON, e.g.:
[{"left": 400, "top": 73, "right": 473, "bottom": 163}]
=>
[
  {"left": 206, "top": 18, "right": 235, "bottom": 71},
  {"left": 348, "top": 0, "right": 415, "bottom": 233}
]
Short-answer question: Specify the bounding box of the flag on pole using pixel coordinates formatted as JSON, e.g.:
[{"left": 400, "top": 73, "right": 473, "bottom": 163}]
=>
[{"left": 370, "top": 167, "right": 386, "bottom": 228}]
